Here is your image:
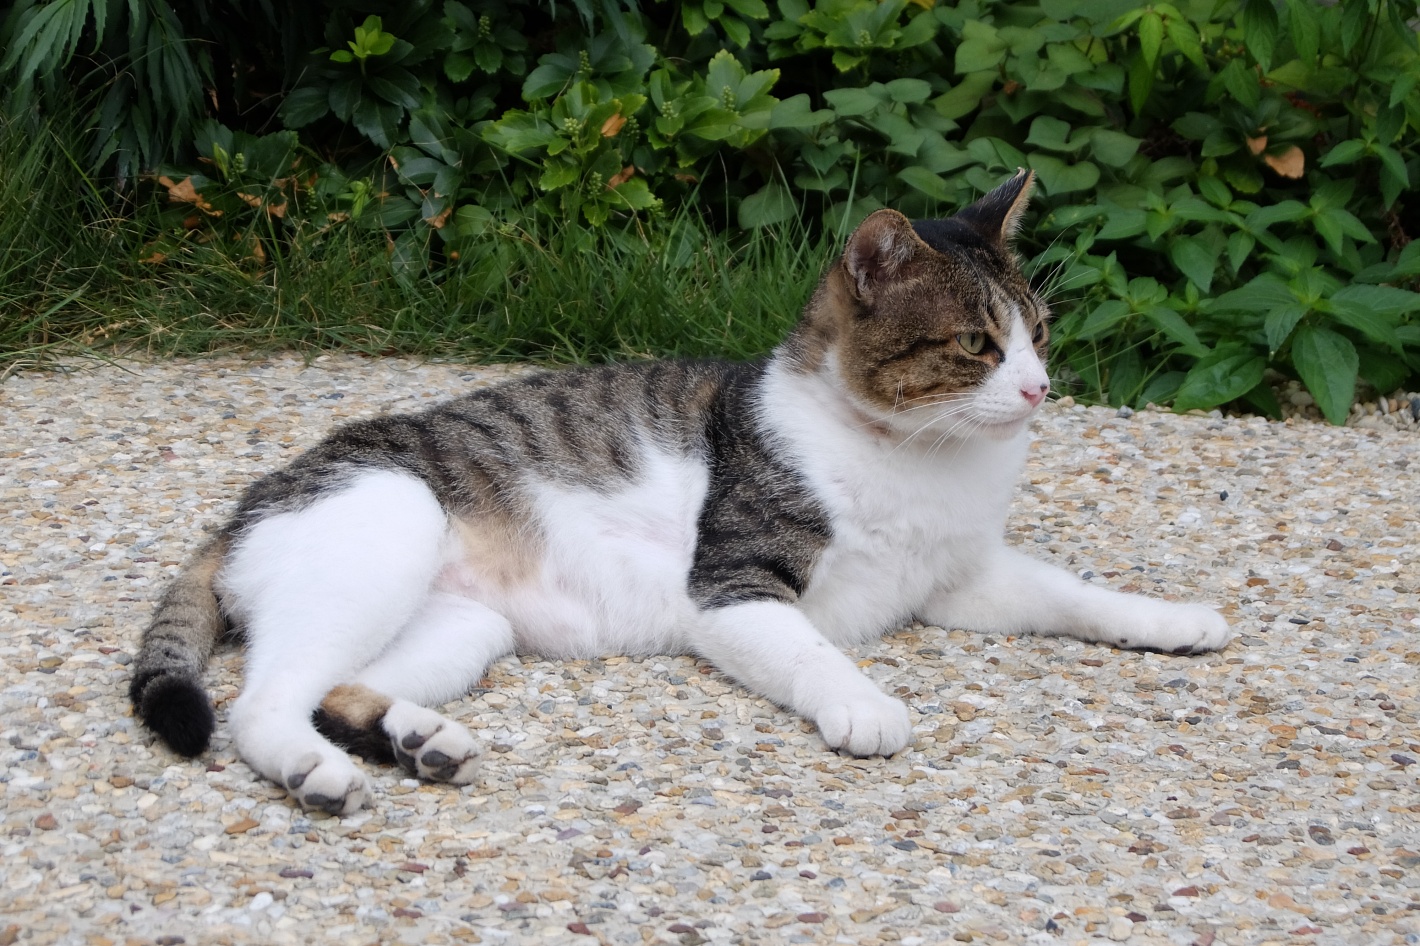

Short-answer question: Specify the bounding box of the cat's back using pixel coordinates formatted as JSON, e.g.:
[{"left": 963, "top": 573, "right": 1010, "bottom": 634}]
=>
[{"left": 230, "top": 358, "right": 758, "bottom": 528}]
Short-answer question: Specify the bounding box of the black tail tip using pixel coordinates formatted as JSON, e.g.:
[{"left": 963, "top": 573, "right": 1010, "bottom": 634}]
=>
[{"left": 135, "top": 676, "right": 216, "bottom": 757}]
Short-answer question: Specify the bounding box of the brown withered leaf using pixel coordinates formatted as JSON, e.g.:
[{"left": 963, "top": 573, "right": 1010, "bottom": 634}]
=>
[
  {"left": 237, "top": 191, "right": 262, "bottom": 209},
  {"left": 1246, "top": 135, "right": 1268, "bottom": 156},
  {"left": 601, "top": 113, "right": 627, "bottom": 138},
  {"left": 158, "top": 175, "right": 219, "bottom": 215},
  {"left": 424, "top": 205, "right": 453, "bottom": 229},
  {"left": 607, "top": 165, "right": 635, "bottom": 189},
  {"left": 1264, "top": 146, "right": 1305, "bottom": 178}
]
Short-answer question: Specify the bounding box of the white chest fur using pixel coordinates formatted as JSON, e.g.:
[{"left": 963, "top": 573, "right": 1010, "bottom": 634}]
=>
[{"left": 757, "top": 360, "right": 1030, "bottom": 646}]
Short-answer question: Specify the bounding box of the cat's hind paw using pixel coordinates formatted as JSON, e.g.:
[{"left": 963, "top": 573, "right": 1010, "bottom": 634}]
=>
[
  {"left": 284, "top": 750, "right": 371, "bottom": 815},
  {"left": 384, "top": 702, "right": 482, "bottom": 785},
  {"left": 815, "top": 693, "right": 913, "bottom": 757}
]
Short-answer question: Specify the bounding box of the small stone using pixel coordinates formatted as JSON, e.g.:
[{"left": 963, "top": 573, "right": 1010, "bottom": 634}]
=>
[
  {"left": 225, "top": 817, "right": 260, "bottom": 835},
  {"left": 567, "top": 923, "right": 593, "bottom": 935},
  {"left": 1307, "top": 825, "right": 1335, "bottom": 845},
  {"left": 34, "top": 813, "right": 57, "bottom": 830},
  {"left": 1107, "top": 917, "right": 1133, "bottom": 940}
]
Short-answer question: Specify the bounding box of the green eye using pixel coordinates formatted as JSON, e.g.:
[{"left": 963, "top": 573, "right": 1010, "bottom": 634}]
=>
[{"left": 957, "top": 332, "right": 987, "bottom": 355}]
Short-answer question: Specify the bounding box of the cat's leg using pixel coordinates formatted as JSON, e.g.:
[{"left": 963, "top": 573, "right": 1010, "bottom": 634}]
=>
[
  {"left": 221, "top": 470, "right": 450, "bottom": 814},
  {"left": 314, "top": 592, "right": 514, "bottom": 785},
  {"left": 923, "top": 546, "right": 1231, "bottom": 654},
  {"left": 694, "top": 600, "right": 912, "bottom": 757}
]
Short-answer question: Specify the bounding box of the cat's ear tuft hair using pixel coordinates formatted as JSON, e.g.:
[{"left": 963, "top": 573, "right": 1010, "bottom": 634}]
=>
[
  {"left": 955, "top": 168, "right": 1035, "bottom": 249},
  {"left": 843, "top": 209, "right": 921, "bottom": 303}
]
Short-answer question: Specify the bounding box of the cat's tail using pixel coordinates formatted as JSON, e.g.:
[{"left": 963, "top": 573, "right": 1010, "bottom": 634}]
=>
[{"left": 128, "top": 535, "right": 231, "bottom": 757}]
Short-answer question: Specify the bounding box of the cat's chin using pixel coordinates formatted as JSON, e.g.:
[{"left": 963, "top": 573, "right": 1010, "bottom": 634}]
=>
[{"left": 966, "top": 413, "right": 1036, "bottom": 440}]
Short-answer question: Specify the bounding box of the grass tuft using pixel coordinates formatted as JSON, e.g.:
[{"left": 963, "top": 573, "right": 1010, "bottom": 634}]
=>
[{"left": 0, "top": 111, "right": 827, "bottom": 373}]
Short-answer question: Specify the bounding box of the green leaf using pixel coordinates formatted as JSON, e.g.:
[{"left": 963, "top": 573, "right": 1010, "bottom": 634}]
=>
[
  {"left": 934, "top": 72, "right": 996, "bottom": 120},
  {"left": 1025, "top": 116, "right": 1073, "bottom": 152},
  {"left": 1173, "top": 347, "right": 1267, "bottom": 412},
  {"left": 885, "top": 78, "right": 932, "bottom": 104},
  {"left": 1026, "top": 154, "right": 1100, "bottom": 195},
  {"left": 1170, "top": 236, "right": 1219, "bottom": 292},
  {"left": 1137, "top": 10, "right": 1163, "bottom": 67},
  {"left": 1088, "top": 129, "right": 1141, "bottom": 166},
  {"left": 1076, "top": 300, "right": 1131, "bottom": 341},
  {"left": 1320, "top": 139, "right": 1366, "bottom": 168},
  {"left": 955, "top": 21, "right": 1007, "bottom": 73},
  {"left": 1242, "top": 0, "right": 1278, "bottom": 69},
  {"left": 1212, "top": 273, "right": 1295, "bottom": 313},
  {"left": 1095, "top": 208, "right": 1146, "bottom": 240},
  {"left": 1263, "top": 302, "right": 1307, "bottom": 353},
  {"left": 769, "top": 94, "right": 834, "bottom": 129},
  {"left": 281, "top": 86, "right": 330, "bottom": 127},
  {"left": 823, "top": 86, "right": 883, "bottom": 116},
  {"left": 1286, "top": 0, "right": 1321, "bottom": 63},
  {"left": 1217, "top": 58, "right": 1260, "bottom": 109},
  {"left": 1291, "top": 325, "right": 1357, "bottom": 425},
  {"left": 898, "top": 165, "right": 955, "bottom": 202},
  {"left": 1331, "top": 284, "right": 1420, "bottom": 317},
  {"left": 1165, "top": 16, "right": 1204, "bottom": 67},
  {"left": 1142, "top": 306, "right": 1208, "bottom": 357},
  {"left": 369, "top": 71, "right": 422, "bottom": 109},
  {"left": 1226, "top": 230, "right": 1255, "bottom": 273},
  {"left": 1245, "top": 200, "right": 1308, "bottom": 232},
  {"left": 738, "top": 181, "right": 795, "bottom": 227}
]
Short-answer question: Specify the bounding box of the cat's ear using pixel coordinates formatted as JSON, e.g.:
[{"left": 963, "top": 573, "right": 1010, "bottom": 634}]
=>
[
  {"left": 842, "top": 209, "right": 922, "bottom": 303},
  {"left": 955, "top": 168, "right": 1035, "bottom": 249}
]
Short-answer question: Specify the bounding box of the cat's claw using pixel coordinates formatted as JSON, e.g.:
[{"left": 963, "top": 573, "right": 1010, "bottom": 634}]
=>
[
  {"left": 815, "top": 694, "right": 913, "bottom": 757},
  {"left": 385, "top": 702, "right": 482, "bottom": 785},
  {"left": 284, "top": 751, "right": 370, "bottom": 815}
]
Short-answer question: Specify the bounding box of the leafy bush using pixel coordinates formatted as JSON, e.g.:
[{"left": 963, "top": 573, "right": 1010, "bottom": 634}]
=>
[{"left": 4, "top": 0, "right": 1420, "bottom": 420}]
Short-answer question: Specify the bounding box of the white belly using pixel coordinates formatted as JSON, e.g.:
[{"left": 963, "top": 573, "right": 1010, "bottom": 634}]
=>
[{"left": 435, "top": 449, "right": 707, "bottom": 658}]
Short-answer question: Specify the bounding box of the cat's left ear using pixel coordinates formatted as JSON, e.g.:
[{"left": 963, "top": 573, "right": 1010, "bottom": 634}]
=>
[
  {"left": 956, "top": 168, "right": 1035, "bottom": 249},
  {"left": 842, "top": 209, "right": 923, "bottom": 304}
]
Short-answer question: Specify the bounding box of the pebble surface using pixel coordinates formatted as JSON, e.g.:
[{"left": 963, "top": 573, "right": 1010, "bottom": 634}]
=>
[{"left": 2, "top": 354, "right": 1419, "bottom": 946}]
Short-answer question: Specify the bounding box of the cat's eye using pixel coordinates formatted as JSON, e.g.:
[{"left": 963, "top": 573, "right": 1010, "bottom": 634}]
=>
[{"left": 957, "top": 332, "right": 987, "bottom": 355}]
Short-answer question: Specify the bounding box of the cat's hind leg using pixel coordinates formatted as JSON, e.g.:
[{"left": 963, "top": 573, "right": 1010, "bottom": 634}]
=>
[
  {"left": 221, "top": 470, "right": 450, "bottom": 814},
  {"left": 315, "top": 592, "right": 514, "bottom": 785}
]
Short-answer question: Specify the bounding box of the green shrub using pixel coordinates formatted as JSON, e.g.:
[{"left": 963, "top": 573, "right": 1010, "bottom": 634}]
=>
[{"left": 4, "top": 0, "right": 1420, "bottom": 420}]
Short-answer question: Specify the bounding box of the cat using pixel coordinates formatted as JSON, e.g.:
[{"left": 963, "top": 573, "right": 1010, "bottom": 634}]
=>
[{"left": 129, "top": 170, "right": 1231, "bottom": 814}]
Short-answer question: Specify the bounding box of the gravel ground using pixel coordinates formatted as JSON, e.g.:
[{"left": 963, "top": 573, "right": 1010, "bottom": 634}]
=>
[{"left": 2, "top": 354, "right": 1419, "bottom": 946}]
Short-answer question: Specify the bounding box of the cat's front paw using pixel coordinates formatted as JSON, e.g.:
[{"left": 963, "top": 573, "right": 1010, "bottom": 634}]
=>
[
  {"left": 385, "top": 702, "right": 482, "bottom": 785},
  {"left": 284, "top": 750, "right": 371, "bottom": 815},
  {"left": 1120, "top": 602, "right": 1232, "bottom": 655},
  {"left": 815, "top": 694, "right": 912, "bottom": 757}
]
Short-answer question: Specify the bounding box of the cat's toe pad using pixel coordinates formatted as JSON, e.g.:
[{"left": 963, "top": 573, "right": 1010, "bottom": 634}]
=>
[
  {"left": 385, "top": 703, "right": 482, "bottom": 784},
  {"left": 816, "top": 695, "right": 912, "bottom": 757},
  {"left": 284, "top": 751, "right": 370, "bottom": 815}
]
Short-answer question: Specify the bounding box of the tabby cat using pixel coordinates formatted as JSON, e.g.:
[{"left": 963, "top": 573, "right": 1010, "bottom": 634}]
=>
[{"left": 130, "top": 170, "right": 1230, "bottom": 814}]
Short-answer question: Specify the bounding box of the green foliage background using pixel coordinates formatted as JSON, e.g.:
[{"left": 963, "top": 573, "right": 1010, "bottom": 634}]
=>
[{"left": 3, "top": 0, "right": 1420, "bottom": 421}]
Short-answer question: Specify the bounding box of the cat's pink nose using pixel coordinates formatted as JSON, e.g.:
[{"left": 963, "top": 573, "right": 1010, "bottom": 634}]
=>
[{"left": 1021, "top": 383, "right": 1048, "bottom": 407}]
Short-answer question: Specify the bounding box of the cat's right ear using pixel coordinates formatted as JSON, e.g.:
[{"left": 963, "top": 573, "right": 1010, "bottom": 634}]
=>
[{"left": 842, "top": 209, "right": 921, "bottom": 304}]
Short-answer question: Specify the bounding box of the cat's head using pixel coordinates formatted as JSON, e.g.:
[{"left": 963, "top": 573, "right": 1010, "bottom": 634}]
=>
[{"left": 791, "top": 169, "right": 1051, "bottom": 442}]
